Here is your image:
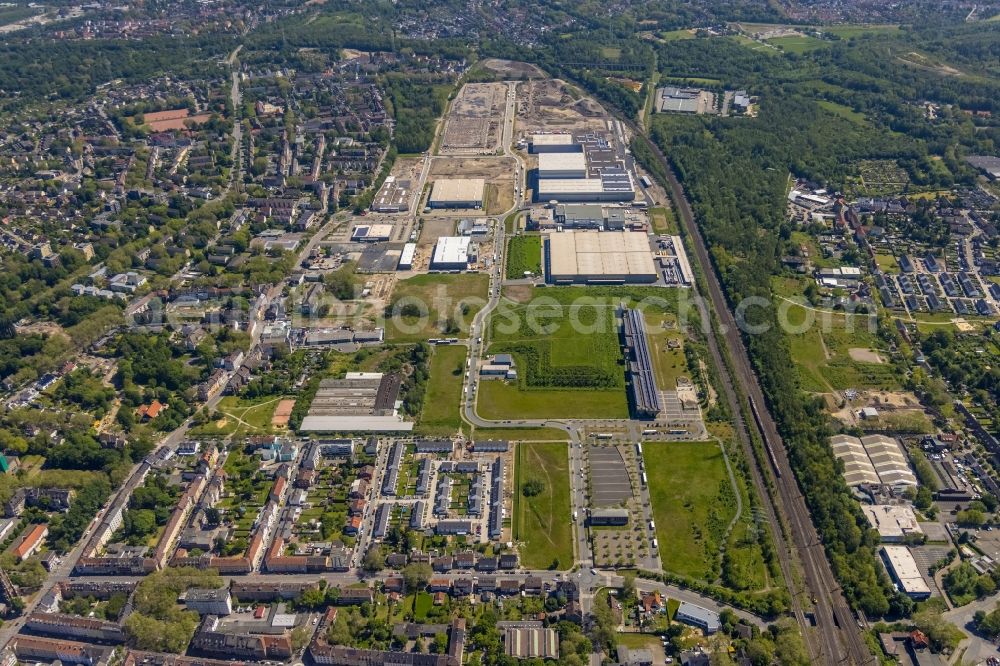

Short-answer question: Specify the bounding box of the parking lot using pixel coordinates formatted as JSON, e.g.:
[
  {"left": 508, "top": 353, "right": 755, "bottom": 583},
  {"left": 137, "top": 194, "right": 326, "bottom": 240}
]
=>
[{"left": 588, "top": 445, "right": 633, "bottom": 507}]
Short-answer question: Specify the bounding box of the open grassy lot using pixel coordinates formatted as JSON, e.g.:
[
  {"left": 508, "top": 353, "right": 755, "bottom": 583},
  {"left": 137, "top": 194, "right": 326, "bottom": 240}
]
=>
[
  {"left": 781, "top": 299, "right": 900, "bottom": 392},
  {"left": 416, "top": 344, "right": 468, "bottom": 437},
  {"left": 874, "top": 253, "right": 900, "bottom": 274},
  {"left": 660, "top": 28, "right": 697, "bottom": 41},
  {"left": 818, "top": 100, "right": 866, "bottom": 125},
  {"left": 823, "top": 24, "right": 900, "bottom": 38},
  {"left": 766, "top": 34, "right": 828, "bottom": 53},
  {"left": 649, "top": 206, "right": 678, "bottom": 234},
  {"left": 644, "top": 442, "right": 737, "bottom": 581},
  {"left": 386, "top": 273, "right": 490, "bottom": 342},
  {"left": 658, "top": 76, "right": 723, "bottom": 86},
  {"left": 481, "top": 287, "right": 683, "bottom": 419},
  {"left": 506, "top": 235, "right": 542, "bottom": 279},
  {"left": 643, "top": 310, "right": 688, "bottom": 390},
  {"left": 189, "top": 396, "right": 286, "bottom": 438},
  {"left": 0, "top": 5, "right": 39, "bottom": 26},
  {"left": 484, "top": 291, "right": 629, "bottom": 418},
  {"left": 471, "top": 426, "right": 569, "bottom": 441},
  {"left": 478, "top": 380, "right": 628, "bottom": 419},
  {"left": 514, "top": 442, "right": 573, "bottom": 570}
]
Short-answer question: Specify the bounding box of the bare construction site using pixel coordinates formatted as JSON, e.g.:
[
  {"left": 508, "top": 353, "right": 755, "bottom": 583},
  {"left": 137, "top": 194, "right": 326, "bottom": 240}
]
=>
[{"left": 440, "top": 82, "right": 508, "bottom": 154}]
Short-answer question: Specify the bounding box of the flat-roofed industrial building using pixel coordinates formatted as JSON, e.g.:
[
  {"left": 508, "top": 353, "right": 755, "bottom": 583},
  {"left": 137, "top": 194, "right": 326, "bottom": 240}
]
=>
[
  {"left": 862, "top": 505, "right": 923, "bottom": 542},
  {"left": 351, "top": 224, "right": 394, "bottom": 242},
  {"left": 528, "top": 133, "right": 581, "bottom": 153},
  {"left": 545, "top": 231, "right": 656, "bottom": 284},
  {"left": 397, "top": 243, "right": 416, "bottom": 270},
  {"left": 431, "top": 236, "right": 474, "bottom": 270},
  {"left": 429, "top": 178, "right": 485, "bottom": 209},
  {"left": 538, "top": 152, "right": 587, "bottom": 179},
  {"left": 880, "top": 545, "right": 931, "bottom": 599},
  {"left": 536, "top": 173, "right": 634, "bottom": 203}
]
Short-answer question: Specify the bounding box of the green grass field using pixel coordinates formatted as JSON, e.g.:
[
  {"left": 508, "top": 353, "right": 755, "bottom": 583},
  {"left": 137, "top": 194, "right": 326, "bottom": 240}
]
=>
[
  {"left": 386, "top": 273, "right": 490, "bottom": 342},
  {"left": 189, "top": 396, "right": 286, "bottom": 437},
  {"left": 660, "top": 28, "right": 696, "bottom": 41},
  {"left": 823, "top": 24, "right": 900, "bottom": 38},
  {"left": 644, "top": 310, "right": 688, "bottom": 390},
  {"left": 658, "top": 76, "right": 722, "bottom": 86},
  {"left": 416, "top": 344, "right": 468, "bottom": 437},
  {"left": 413, "top": 592, "right": 434, "bottom": 620},
  {"left": 0, "top": 5, "right": 39, "bottom": 26},
  {"left": 471, "top": 426, "right": 569, "bottom": 441},
  {"left": 644, "top": 442, "right": 737, "bottom": 581},
  {"left": 483, "top": 293, "right": 629, "bottom": 418},
  {"left": 782, "top": 300, "right": 900, "bottom": 392},
  {"left": 766, "top": 34, "right": 828, "bottom": 53},
  {"left": 649, "top": 207, "right": 678, "bottom": 234},
  {"left": 478, "top": 381, "right": 628, "bottom": 419},
  {"left": 514, "top": 442, "right": 573, "bottom": 570},
  {"left": 874, "top": 253, "right": 900, "bottom": 274},
  {"left": 506, "top": 235, "right": 542, "bottom": 279},
  {"left": 818, "top": 100, "right": 866, "bottom": 125}
]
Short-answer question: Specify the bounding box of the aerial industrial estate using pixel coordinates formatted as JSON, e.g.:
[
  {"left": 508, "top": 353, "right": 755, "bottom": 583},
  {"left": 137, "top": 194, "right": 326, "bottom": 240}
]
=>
[{"left": 2, "top": 0, "right": 1000, "bottom": 665}]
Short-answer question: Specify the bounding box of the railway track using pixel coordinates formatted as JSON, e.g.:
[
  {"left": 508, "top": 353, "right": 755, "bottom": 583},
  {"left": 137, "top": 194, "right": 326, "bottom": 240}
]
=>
[{"left": 629, "top": 128, "right": 875, "bottom": 664}]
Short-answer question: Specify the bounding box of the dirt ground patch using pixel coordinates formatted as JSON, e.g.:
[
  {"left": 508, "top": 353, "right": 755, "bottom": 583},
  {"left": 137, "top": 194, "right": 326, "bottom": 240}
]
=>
[
  {"left": 516, "top": 79, "right": 610, "bottom": 134},
  {"left": 848, "top": 347, "right": 884, "bottom": 364},
  {"left": 441, "top": 83, "right": 507, "bottom": 154},
  {"left": 502, "top": 285, "right": 535, "bottom": 303},
  {"left": 271, "top": 399, "right": 296, "bottom": 427},
  {"left": 418, "top": 218, "right": 458, "bottom": 246},
  {"left": 430, "top": 156, "right": 516, "bottom": 179},
  {"left": 479, "top": 58, "right": 546, "bottom": 79}
]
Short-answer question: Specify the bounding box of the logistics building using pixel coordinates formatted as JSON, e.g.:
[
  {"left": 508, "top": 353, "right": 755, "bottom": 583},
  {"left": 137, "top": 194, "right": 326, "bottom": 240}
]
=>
[
  {"left": 431, "top": 236, "right": 474, "bottom": 271},
  {"left": 537, "top": 173, "right": 635, "bottom": 203},
  {"left": 538, "top": 152, "right": 588, "bottom": 179},
  {"left": 429, "top": 179, "right": 485, "bottom": 209},
  {"left": 528, "top": 134, "right": 581, "bottom": 153},
  {"left": 545, "top": 231, "right": 656, "bottom": 284}
]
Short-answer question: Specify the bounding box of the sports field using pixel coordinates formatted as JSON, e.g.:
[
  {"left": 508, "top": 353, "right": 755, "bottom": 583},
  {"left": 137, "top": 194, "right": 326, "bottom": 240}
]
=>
[
  {"left": 416, "top": 344, "right": 467, "bottom": 436},
  {"left": 514, "top": 442, "right": 573, "bottom": 570},
  {"left": 386, "top": 273, "right": 490, "bottom": 342},
  {"left": 644, "top": 441, "right": 737, "bottom": 581}
]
